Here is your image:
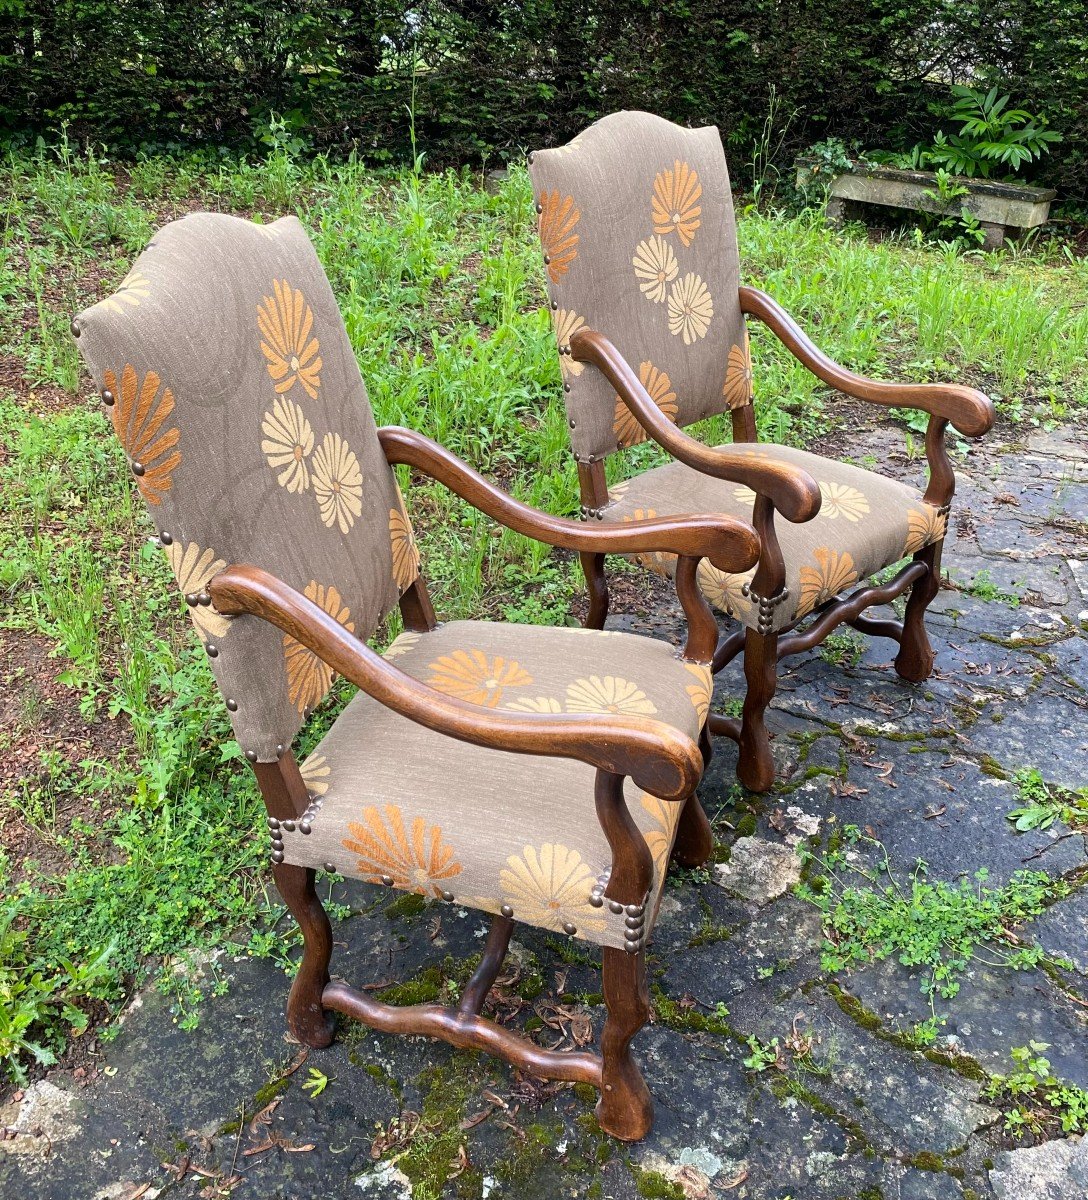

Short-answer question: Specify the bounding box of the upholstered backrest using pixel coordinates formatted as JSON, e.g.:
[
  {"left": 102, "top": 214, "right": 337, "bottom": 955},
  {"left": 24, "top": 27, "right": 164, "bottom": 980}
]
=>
[
  {"left": 529, "top": 111, "right": 752, "bottom": 462},
  {"left": 73, "top": 213, "right": 420, "bottom": 762}
]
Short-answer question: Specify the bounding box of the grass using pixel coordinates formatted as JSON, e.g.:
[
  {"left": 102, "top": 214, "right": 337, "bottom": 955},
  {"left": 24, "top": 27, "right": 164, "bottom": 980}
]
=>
[{"left": 1, "top": 139, "right": 1086, "bottom": 1084}]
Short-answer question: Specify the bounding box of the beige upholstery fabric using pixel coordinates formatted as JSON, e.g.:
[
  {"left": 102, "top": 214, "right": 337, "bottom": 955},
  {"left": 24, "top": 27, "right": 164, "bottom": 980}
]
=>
[
  {"left": 607, "top": 445, "right": 947, "bottom": 632},
  {"left": 282, "top": 621, "right": 713, "bottom": 951},
  {"left": 73, "top": 214, "right": 419, "bottom": 761},
  {"left": 529, "top": 111, "right": 750, "bottom": 462}
]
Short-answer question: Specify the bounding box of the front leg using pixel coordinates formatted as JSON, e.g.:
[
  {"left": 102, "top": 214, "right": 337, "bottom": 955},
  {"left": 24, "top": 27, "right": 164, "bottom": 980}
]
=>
[{"left": 895, "top": 540, "right": 942, "bottom": 682}]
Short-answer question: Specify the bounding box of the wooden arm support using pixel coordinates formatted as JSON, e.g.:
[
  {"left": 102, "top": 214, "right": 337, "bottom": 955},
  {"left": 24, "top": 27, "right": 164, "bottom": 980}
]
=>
[
  {"left": 740, "top": 286, "right": 995, "bottom": 437},
  {"left": 378, "top": 426, "right": 759, "bottom": 574},
  {"left": 209, "top": 564, "right": 703, "bottom": 800},
  {"left": 569, "top": 328, "right": 822, "bottom": 525}
]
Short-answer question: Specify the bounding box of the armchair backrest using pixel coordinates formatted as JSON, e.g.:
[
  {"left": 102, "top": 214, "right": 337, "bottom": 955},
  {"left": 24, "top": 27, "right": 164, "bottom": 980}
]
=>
[
  {"left": 529, "top": 111, "right": 751, "bottom": 462},
  {"left": 73, "top": 213, "right": 420, "bottom": 762}
]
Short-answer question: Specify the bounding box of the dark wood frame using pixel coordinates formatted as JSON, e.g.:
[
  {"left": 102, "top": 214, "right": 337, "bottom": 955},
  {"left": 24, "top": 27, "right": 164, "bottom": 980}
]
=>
[
  {"left": 569, "top": 287, "right": 994, "bottom": 792},
  {"left": 207, "top": 427, "right": 759, "bottom": 1141}
]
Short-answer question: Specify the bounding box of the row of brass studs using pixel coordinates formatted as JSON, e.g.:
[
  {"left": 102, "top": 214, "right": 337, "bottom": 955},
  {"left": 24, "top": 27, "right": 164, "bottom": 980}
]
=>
[
  {"left": 579, "top": 504, "right": 609, "bottom": 522},
  {"left": 742, "top": 583, "right": 792, "bottom": 635},
  {"left": 589, "top": 874, "right": 647, "bottom": 953},
  {"left": 267, "top": 816, "right": 285, "bottom": 864}
]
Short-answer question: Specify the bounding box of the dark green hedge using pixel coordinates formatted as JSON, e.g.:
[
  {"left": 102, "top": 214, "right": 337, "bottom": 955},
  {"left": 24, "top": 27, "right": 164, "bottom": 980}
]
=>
[{"left": 1, "top": 1, "right": 1085, "bottom": 199}]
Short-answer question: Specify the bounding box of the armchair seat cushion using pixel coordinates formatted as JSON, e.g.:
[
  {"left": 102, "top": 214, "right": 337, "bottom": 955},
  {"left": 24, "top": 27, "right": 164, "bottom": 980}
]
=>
[
  {"left": 280, "top": 621, "right": 712, "bottom": 951},
  {"left": 606, "top": 444, "right": 947, "bottom": 632}
]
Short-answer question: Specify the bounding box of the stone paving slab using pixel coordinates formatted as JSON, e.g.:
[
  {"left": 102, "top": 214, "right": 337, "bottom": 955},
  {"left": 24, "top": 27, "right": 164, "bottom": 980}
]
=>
[{"left": 4, "top": 424, "right": 1088, "bottom": 1199}]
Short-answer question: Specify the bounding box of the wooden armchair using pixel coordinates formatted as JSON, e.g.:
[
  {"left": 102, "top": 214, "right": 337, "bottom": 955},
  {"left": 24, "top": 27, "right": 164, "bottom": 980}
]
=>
[
  {"left": 71, "top": 212, "right": 760, "bottom": 1140},
  {"left": 529, "top": 111, "right": 995, "bottom": 792}
]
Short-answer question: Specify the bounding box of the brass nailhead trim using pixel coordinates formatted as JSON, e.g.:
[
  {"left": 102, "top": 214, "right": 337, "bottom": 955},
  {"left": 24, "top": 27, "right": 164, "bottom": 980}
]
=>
[
  {"left": 70, "top": 317, "right": 82, "bottom": 338},
  {"left": 562, "top": 921, "right": 577, "bottom": 936},
  {"left": 323, "top": 862, "right": 336, "bottom": 873},
  {"left": 245, "top": 750, "right": 257, "bottom": 763},
  {"left": 226, "top": 699, "right": 238, "bottom": 712},
  {"left": 380, "top": 875, "right": 395, "bottom": 887},
  {"left": 130, "top": 461, "right": 145, "bottom": 477},
  {"left": 441, "top": 890, "right": 455, "bottom": 902},
  {"left": 101, "top": 389, "right": 114, "bottom": 406},
  {"left": 159, "top": 531, "right": 172, "bottom": 545},
  {"left": 206, "top": 643, "right": 219, "bottom": 658},
  {"left": 500, "top": 904, "right": 513, "bottom": 918}
]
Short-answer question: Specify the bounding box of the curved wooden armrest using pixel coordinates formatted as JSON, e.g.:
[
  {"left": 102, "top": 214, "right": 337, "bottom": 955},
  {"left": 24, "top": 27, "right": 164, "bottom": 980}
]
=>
[
  {"left": 209, "top": 564, "right": 703, "bottom": 801},
  {"left": 739, "top": 286, "right": 994, "bottom": 437},
  {"left": 569, "top": 329, "right": 821, "bottom": 524},
  {"left": 378, "top": 425, "right": 759, "bottom": 574}
]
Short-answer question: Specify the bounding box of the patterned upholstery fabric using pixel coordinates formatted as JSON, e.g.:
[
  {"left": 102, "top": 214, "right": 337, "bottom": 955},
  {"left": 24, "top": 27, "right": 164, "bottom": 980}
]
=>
[
  {"left": 606, "top": 445, "right": 947, "bottom": 632},
  {"left": 283, "top": 621, "right": 713, "bottom": 951},
  {"left": 73, "top": 214, "right": 419, "bottom": 761},
  {"left": 528, "top": 111, "right": 751, "bottom": 462}
]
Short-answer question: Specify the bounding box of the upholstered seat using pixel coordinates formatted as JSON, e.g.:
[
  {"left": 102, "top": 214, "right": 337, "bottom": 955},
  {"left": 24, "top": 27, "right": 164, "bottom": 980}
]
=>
[
  {"left": 285, "top": 620, "right": 710, "bottom": 951},
  {"left": 607, "top": 444, "right": 947, "bottom": 632}
]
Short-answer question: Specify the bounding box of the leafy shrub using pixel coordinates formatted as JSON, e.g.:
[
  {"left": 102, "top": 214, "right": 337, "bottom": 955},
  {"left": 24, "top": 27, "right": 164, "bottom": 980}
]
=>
[{"left": 0, "top": 2, "right": 1085, "bottom": 199}]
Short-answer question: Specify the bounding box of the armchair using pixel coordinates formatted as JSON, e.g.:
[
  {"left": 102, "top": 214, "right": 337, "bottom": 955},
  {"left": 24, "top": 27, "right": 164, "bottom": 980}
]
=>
[
  {"left": 529, "top": 111, "right": 995, "bottom": 791},
  {"left": 71, "top": 211, "right": 760, "bottom": 1140}
]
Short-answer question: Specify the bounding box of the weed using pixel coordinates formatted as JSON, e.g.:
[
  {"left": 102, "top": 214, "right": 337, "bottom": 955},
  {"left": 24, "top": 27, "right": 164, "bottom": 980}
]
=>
[
  {"left": 953, "top": 567, "right": 1020, "bottom": 607},
  {"left": 984, "top": 1042, "right": 1088, "bottom": 1137},
  {"left": 743, "top": 1035, "right": 782, "bottom": 1072},
  {"left": 818, "top": 630, "right": 865, "bottom": 669},
  {"left": 798, "top": 826, "right": 1068, "bottom": 1035},
  {"left": 1006, "top": 768, "right": 1088, "bottom": 832},
  {"left": 302, "top": 1067, "right": 331, "bottom": 1097}
]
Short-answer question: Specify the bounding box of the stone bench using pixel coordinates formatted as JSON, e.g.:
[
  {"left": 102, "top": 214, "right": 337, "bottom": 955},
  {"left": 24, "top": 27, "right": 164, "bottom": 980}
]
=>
[{"left": 795, "top": 157, "right": 1056, "bottom": 250}]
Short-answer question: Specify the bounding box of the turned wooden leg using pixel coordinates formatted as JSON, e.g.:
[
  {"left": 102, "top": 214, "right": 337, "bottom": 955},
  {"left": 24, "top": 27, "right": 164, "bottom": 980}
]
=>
[
  {"left": 738, "top": 628, "right": 778, "bottom": 793},
  {"left": 673, "top": 793, "right": 714, "bottom": 868},
  {"left": 597, "top": 948, "right": 653, "bottom": 1141},
  {"left": 895, "top": 541, "right": 942, "bottom": 682},
  {"left": 274, "top": 863, "right": 335, "bottom": 1048},
  {"left": 457, "top": 914, "right": 514, "bottom": 1016},
  {"left": 580, "top": 551, "right": 609, "bottom": 630}
]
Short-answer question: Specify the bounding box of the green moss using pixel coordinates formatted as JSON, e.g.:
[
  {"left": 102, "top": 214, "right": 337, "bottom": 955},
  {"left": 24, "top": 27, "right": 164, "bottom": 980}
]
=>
[
  {"left": 586, "top": 1181, "right": 604, "bottom": 1200},
  {"left": 908, "top": 1151, "right": 945, "bottom": 1172},
  {"left": 827, "top": 983, "right": 989, "bottom": 1082},
  {"left": 362, "top": 1061, "right": 403, "bottom": 1099},
  {"left": 393, "top": 1052, "right": 479, "bottom": 1200},
  {"left": 767, "top": 1074, "right": 869, "bottom": 1146},
  {"left": 516, "top": 969, "right": 547, "bottom": 1001},
  {"left": 375, "top": 966, "right": 443, "bottom": 1005},
  {"left": 978, "top": 754, "right": 1009, "bottom": 780},
  {"left": 252, "top": 1075, "right": 290, "bottom": 1109},
  {"left": 827, "top": 983, "right": 884, "bottom": 1033},
  {"left": 857, "top": 1188, "right": 885, "bottom": 1200},
  {"left": 384, "top": 892, "right": 427, "bottom": 920},
  {"left": 688, "top": 918, "right": 736, "bottom": 948},
  {"left": 633, "top": 1166, "right": 685, "bottom": 1199},
  {"left": 651, "top": 986, "right": 738, "bottom": 1038},
  {"left": 494, "top": 1121, "right": 561, "bottom": 1186},
  {"left": 573, "top": 1082, "right": 597, "bottom": 1106},
  {"left": 734, "top": 812, "right": 758, "bottom": 838},
  {"left": 543, "top": 935, "right": 598, "bottom": 967}
]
